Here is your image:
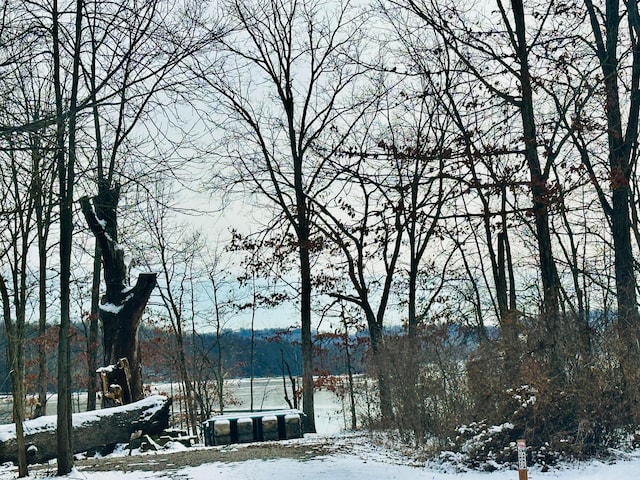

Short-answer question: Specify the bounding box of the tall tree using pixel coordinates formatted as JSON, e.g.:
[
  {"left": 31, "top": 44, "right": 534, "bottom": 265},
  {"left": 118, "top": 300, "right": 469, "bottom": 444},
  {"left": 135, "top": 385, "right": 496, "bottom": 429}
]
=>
[
  {"left": 52, "top": 0, "right": 83, "bottom": 472},
  {"left": 396, "top": 0, "right": 568, "bottom": 378},
  {"left": 0, "top": 9, "right": 57, "bottom": 476},
  {"left": 572, "top": 0, "right": 640, "bottom": 406},
  {"left": 77, "top": 0, "right": 217, "bottom": 403},
  {"left": 0, "top": 133, "right": 36, "bottom": 478},
  {"left": 196, "top": 0, "right": 375, "bottom": 432}
]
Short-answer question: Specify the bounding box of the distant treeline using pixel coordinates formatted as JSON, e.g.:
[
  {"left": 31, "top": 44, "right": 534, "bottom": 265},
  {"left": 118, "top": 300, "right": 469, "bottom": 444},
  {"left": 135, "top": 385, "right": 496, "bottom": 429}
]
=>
[
  {"left": 0, "top": 322, "right": 372, "bottom": 394},
  {"left": 139, "top": 326, "right": 370, "bottom": 382},
  {"left": 0, "top": 320, "right": 491, "bottom": 395}
]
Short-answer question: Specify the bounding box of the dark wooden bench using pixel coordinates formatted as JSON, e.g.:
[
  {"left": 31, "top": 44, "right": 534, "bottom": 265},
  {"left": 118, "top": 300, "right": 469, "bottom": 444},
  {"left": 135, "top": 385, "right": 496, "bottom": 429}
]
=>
[{"left": 202, "top": 409, "right": 304, "bottom": 446}]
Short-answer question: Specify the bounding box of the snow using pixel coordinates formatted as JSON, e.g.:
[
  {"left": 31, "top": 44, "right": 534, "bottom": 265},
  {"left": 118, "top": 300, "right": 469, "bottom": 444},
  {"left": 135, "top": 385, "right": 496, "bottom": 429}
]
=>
[
  {"left": 0, "top": 431, "right": 639, "bottom": 479},
  {"left": 95, "top": 365, "right": 116, "bottom": 373},
  {"left": 99, "top": 302, "right": 124, "bottom": 314},
  {"left": 488, "top": 423, "right": 514, "bottom": 434},
  {"left": 172, "top": 454, "right": 640, "bottom": 480},
  {"left": 2, "top": 446, "right": 640, "bottom": 480}
]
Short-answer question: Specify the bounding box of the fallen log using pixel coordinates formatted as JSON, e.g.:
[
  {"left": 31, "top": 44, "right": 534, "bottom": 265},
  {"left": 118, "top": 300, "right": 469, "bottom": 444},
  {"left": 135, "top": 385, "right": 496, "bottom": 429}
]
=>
[{"left": 0, "top": 395, "right": 171, "bottom": 464}]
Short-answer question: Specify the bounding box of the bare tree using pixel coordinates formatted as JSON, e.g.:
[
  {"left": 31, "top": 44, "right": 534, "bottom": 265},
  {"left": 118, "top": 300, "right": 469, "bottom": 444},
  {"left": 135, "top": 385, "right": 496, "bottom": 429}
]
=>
[
  {"left": 0, "top": 139, "right": 36, "bottom": 477},
  {"left": 204, "top": 253, "right": 236, "bottom": 415},
  {"left": 135, "top": 181, "right": 202, "bottom": 435},
  {"left": 313, "top": 157, "right": 404, "bottom": 419},
  {"left": 52, "top": 0, "right": 83, "bottom": 471},
  {"left": 394, "top": 0, "right": 568, "bottom": 378},
  {"left": 0, "top": 6, "right": 58, "bottom": 461},
  {"left": 576, "top": 0, "right": 640, "bottom": 404},
  {"left": 75, "top": 0, "right": 219, "bottom": 405},
  {"left": 195, "top": 0, "right": 375, "bottom": 432}
]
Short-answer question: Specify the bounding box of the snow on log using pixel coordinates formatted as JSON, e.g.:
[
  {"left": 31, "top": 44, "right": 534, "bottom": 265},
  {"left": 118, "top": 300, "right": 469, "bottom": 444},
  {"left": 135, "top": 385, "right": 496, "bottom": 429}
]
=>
[{"left": 0, "top": 395, "right": 171, "bottom": 464}]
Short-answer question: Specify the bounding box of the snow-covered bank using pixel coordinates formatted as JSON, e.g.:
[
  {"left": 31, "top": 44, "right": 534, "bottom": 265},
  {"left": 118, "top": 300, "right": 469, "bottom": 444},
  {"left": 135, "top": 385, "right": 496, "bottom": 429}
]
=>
[{"left": 4, "top": 454, "right": 640, "bottom": 480}]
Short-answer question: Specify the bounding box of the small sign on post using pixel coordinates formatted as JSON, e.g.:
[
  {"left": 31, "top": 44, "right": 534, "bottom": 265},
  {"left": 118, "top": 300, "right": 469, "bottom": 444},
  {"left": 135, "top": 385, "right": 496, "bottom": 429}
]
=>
[{"left": 517, "top": 439, "right": 528, "bottom": 480}]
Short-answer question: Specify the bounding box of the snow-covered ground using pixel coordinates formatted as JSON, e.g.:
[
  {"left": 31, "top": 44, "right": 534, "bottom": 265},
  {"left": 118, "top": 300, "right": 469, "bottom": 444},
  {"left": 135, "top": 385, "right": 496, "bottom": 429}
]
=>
[
  {"left": 1, "top": 378, "right": 640, "bottom": 479},
  {"left": 1, "top": 437, "right": 639, "bottom": 480},
  {"left": 142, "top": 453, "right": 640, "bottom": 480}
]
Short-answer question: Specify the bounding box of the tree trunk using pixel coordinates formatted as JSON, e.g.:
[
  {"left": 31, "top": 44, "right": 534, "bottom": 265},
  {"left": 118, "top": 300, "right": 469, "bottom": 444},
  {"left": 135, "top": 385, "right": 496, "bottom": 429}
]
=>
[
  {"left": 100, "top": 272, "right": 157, "bottom": 401},
  {"left": 368, "top": 317, "right": 392, "bottom": 422},
  {"left": 511, "top": 0, "right": 563, "bottom": 380},
  {"left": 293, "top": 111, "right": 315, "bottom": 432},
  {"left": 407, "top": 247, "right": 418, "bottom": 338},
  {"left": 80, "top": 194, "right": 157, "bottom": 402},
  {"left": 36, "top": 185, "right": 49, "bottom": 418},
  {"left": 52, "top": 0, "right": 78, "bottom": 471},
  {"left": 0, "top": 275, "right": 28, "bottom": 477},
  {"left": 611, "top": 186, "right": 640, "bottom": 393},
  {"left": 87, "top": 243, "right": 102, "bottom": 411},
  {"left": 341, "top": 313, "right": 358, "bottom": 430},
  {"left": 0, "top": 396, "right": 171, "bottom": 465},
  {"left": 299, "top": 237, "right": 316, "bottom": 433},
  {"left": 175, "top": 330, "right": 197, "bottom": 436},
  {"left": 583, "top": 0, "right": 640, "bottom": 409}
]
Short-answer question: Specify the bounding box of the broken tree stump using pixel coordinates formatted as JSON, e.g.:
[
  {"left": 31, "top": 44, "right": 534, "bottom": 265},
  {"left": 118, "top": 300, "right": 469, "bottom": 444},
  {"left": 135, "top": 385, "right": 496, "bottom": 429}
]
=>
[
  {"left": 98, "top": 358, "right": 133, "bottom": 407},
  {"left": 0, "top": 395, "right": 171, "bottom": 464}
]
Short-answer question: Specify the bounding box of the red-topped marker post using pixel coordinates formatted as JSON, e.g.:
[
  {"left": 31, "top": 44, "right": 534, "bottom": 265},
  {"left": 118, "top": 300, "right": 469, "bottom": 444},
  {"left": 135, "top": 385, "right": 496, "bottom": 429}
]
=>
[{"left": 517, "top": 439, "right": 528, "bottom": 480}]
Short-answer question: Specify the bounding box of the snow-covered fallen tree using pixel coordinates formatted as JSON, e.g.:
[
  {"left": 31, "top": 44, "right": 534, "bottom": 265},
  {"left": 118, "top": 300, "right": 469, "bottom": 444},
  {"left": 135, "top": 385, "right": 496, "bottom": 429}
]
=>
[{"left": 0, "top": 395, "right": 171, "bottom": 464}]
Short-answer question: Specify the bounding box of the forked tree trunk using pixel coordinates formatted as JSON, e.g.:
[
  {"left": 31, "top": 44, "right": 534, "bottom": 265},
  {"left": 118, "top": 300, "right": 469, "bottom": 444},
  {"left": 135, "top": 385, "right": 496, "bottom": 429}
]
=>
[{"left": 80, "top": 193, "right": 157, "bottom": 402}]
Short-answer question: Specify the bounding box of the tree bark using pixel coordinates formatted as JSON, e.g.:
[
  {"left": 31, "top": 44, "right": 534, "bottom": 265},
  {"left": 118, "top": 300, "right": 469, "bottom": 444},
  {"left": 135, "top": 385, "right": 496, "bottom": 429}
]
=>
[
  {"left": 368, "top": 316, "right": 393, "bottom": 421},
  {"left": 0, "top": 396, "right": 171, "bottom": 465},
  {"left": 52, "top": 0, "right": 79, "bottom": 472},
  {"left": 86, "top": 243, "right": 101, "bottom": 411},
  {"left": 507, "top": 0, "right": 565, "bottom": 384},
  {"left": 80, "top": 195, "right": 157, "bottom": 402},
  {"left": 583, "top": 0, "right": 640, "bottom": 403},
  {"left": 299, "top": 238, "right": 316, "bottom": 433}
]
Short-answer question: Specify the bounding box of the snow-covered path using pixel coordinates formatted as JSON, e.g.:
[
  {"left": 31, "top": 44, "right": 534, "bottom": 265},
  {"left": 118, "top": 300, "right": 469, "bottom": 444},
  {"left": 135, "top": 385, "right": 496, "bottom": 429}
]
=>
[
  {"left": 2, "top": 445, "right": 639, "bottom": 480},
  {"left": 171, "top": 455, "right": 640, "bottom": 480}
]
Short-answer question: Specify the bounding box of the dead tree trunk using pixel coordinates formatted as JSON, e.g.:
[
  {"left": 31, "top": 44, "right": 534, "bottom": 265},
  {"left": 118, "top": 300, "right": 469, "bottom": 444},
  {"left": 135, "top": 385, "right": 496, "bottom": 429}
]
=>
[
  {"left": 98, "top": 358, "right": 134, "bottom": 407},
  {"left": 0, "top": 396, "right": 171, "bottom": 465},
  {"left": 80, "top": 192, "right": 157, "bottom": 402}
]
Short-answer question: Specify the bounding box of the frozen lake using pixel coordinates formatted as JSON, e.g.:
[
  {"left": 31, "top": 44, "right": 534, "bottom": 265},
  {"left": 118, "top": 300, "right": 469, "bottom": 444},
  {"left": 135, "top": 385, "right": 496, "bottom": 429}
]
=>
[
  {"left": 148, "top": 377, "right": 354, "bottom": 435},
  {"left": 1, "top": 377, "right": 357, "bottom": 435}
]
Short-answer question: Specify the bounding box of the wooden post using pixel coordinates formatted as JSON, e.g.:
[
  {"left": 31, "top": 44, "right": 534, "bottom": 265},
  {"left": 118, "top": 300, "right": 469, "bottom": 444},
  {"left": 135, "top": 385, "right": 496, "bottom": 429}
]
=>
[{"left": 517, "top": 439, "right": 528, "bottom": 480}]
